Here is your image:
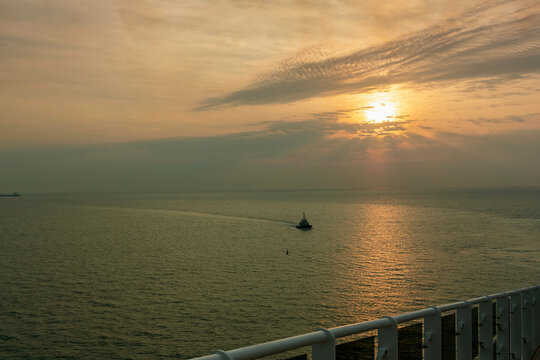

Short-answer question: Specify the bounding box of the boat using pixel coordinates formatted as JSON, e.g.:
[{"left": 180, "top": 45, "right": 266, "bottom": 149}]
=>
[
  {"left": 0, "top": 192, "right": 21, "bottom": 197},
  {"left": 295, "top": 213, "right": 312, "bottom": 230}
]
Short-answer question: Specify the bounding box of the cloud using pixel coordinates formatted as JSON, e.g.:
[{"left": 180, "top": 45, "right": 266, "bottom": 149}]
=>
[
  {"left": 196, "top": 0, "right": 540, "bottom": 110},
  {"left": 467, "top": 115, "right": 525, "bottom": 124},
  {"left": 2, "top": 113, "right": 539, "bottom": 192},
  {"left": 255, "top": 108, "right": 412, "bottom": 138},
  {"left": 465, "top": 113, "right": 540, "bottom": 125}
]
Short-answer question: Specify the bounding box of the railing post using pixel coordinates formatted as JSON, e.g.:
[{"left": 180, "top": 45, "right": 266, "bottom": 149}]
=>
[
  {"left": 496, "top": 295, "right": 510, "bottom": 360},
  {"left": 509, "top": 292, "right": 521, "bottom": 360},
  {"left": 479, "top": 296, "right": 493, "bottom": 360},
  {"left": 521, "top": 288, "right": 534, "bottom": 360},
  {"left": 533, "top": 285, "right": 540, "bottom": 349},
  {"left": 214, "top": 350, "right": 235, "bottom": 360},
  {"left": 457, "top": 300, "right": 472, "bottom": 360},
  {"left": 377, "top": 316, "right": 398, "bottom": 360},
  {"left": 312, "top": 328, "right": 335, "bottom": 360},
  {"left": 424, "top": 307, "right": 442, "bottom": 360}
]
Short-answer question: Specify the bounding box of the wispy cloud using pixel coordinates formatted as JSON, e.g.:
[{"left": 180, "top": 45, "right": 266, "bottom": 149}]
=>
[
  {"left": 467, "top": 115, "right": 525, "bottom": 124},
  {"left": 465, "top": 113, "right": 539, "bottom": 124},
  {"left": 196, "top": 0, "right": 540, "bottom": 110}
]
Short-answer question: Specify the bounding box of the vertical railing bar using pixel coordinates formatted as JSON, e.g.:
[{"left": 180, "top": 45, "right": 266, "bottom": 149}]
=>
[
  {"left": 479, "top": 296, "right": 493, "bottom": 360},
  {"left": 509, "top": 292, "right": 521, "bottom": 360},
  {"left": 424, "top": 306, "right": 442, "bottom": 360},
  {"left": 377, "top": 316, "right": 398, "bottom": 360},
  {"left": 534, "top": 285, "right": 540, "bottom": 349},
  {"left": 521, "top": 287, "right": 534, "bottom": 360},
  {"left": 457, "top": 300, "right": 472, "bottom": 360},
  {"left": 312, "top": 329, "right": 335, "bottom": 360},
  {"left": 496, "top": 294, "right": 510, "bottom": 360},
  {"left": 214, "top": 350, "right": 235, "bottom": 360}
]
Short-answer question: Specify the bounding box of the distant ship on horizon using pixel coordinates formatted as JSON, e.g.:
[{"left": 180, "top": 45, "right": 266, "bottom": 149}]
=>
[{"left": 0, "top": 192, "right": 21, "bottom": 197}]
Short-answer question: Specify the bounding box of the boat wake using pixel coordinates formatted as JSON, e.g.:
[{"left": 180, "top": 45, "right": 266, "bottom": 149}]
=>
[{"left": 85, "top": 205, "right": 296, "bottom": 226}]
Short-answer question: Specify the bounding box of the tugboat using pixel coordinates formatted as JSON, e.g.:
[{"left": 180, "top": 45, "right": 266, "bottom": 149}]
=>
[{"left": 295, "top": 212, "right": 312, "bottom": 230}]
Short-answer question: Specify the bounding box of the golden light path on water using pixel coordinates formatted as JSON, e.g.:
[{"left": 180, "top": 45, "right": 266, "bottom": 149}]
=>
[{"left": 336, "top": 203, "right": 417, "bottom": 322}]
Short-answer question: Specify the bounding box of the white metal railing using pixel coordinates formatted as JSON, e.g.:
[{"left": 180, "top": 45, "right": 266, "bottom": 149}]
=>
[{"left": 191, "top": 285, "right": 540, "bottom": 360}]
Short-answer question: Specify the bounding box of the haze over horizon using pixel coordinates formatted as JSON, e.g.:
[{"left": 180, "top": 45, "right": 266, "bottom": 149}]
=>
[{"left": 1, "top": 0, "right": 539, "bottom": 192}]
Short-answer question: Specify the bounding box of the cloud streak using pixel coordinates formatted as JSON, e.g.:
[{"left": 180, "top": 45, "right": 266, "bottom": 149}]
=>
[
  {"left": 464, "top": 112, "right": 539, "bottom": 125},
  {"left": 467, "top": 115, "right": 525, "bottom": 125},
  {"left": 196, "top": 0, "right": 540, "bottom": 110}
]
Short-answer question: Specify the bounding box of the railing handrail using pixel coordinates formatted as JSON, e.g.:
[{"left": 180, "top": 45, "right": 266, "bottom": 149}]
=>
[{"left": 191, "top": 284, "right": 540, "bottom": 360}]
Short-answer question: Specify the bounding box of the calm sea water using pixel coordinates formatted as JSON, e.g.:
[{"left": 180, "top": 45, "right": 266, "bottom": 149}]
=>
[{"left": 1, "top": 188, "right": 539, "bottom": 359}]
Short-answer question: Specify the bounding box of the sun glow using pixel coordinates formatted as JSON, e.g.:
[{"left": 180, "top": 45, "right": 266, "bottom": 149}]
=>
[{"left": 364, "top": 102, "right": 397, "bottom": 123}]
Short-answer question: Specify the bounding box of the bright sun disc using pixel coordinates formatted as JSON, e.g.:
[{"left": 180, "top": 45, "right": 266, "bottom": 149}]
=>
[{"left": 365, "top": 102, "right": 396, "bottom": 123}]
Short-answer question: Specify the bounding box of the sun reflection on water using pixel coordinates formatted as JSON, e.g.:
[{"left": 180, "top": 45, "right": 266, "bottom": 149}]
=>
[{"left": 335, "top": 202, "right": 425, "bottom": 322}]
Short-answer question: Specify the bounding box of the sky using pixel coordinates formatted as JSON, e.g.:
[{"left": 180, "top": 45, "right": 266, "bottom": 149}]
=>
[{"left": 1, "top": 0, "right": 539, "bottom": 192}]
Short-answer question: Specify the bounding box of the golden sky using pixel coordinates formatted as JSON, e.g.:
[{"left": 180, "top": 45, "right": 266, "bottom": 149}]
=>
[{"left": 1, "top": 0, "right": 539, "bottom": 191}]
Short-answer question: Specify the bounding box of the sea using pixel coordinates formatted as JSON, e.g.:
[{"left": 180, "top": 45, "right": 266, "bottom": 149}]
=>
[{"left": 1, "top": 188, "right": 539, "bottom": 359}]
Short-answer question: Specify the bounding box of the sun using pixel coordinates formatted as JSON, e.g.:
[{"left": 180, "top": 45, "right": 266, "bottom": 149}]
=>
[{"left": 364, "top": 102, "right": 396, "bottom": 124}]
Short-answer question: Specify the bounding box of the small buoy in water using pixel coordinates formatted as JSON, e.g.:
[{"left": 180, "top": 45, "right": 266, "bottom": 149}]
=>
[{"left": 286, "top": 249, "right": 289, "bottom": 255}]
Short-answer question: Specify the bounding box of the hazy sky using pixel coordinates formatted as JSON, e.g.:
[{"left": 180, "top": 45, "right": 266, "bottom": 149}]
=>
[{"left": 1, "top": 0, "right": 539, "bottom": 191}]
